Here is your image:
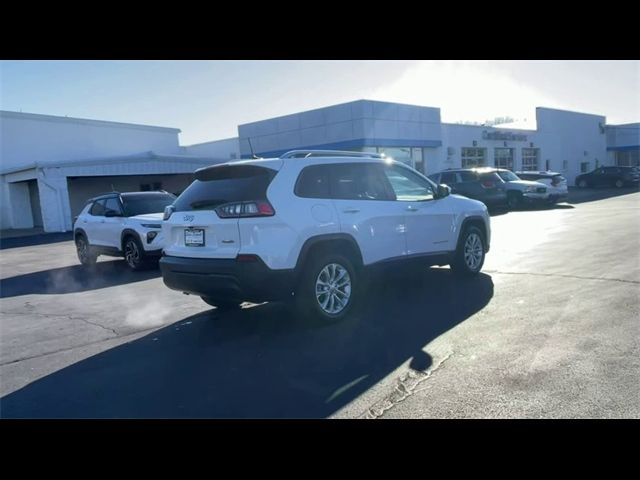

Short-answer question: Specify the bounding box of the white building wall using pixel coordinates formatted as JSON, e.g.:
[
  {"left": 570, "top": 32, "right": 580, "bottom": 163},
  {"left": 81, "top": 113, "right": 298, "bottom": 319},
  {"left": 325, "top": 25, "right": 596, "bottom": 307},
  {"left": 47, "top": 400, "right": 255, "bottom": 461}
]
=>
[
  {"left": 7, "top": 182, "right": 33, "bottom": 229},
  {"left": 183, "top": 138, "right": 239, "bottom": 160},
  {"left": 0, "top": 111, "right": 182, "bottom": 171},
  {"left": 536, "top": 108, "right": 607, "bottom": 183}
]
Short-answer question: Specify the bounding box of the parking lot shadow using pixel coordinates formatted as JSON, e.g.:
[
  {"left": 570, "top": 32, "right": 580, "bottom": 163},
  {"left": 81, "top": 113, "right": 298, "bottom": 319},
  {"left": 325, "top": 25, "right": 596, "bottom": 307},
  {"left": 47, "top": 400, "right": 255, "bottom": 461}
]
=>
[
  {"left": 567, "top": 186, "right": 640, "bottom": 205},
  {"left": 0, "top": 260, "right": 160, "bottom": 298},
  {"left": 0, "top": 232, "right": 74, "bottom": 251},
  {"left": 0, "top": 268, "right": 493, "bottom": 418}
]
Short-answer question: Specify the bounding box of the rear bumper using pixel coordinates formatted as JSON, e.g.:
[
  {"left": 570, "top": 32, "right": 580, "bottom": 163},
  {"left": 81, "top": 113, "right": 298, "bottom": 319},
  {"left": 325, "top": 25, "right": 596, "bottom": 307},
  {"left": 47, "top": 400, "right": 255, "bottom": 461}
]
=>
[{"left": 159, "top": 255, "right": 295, "bottom": 303}]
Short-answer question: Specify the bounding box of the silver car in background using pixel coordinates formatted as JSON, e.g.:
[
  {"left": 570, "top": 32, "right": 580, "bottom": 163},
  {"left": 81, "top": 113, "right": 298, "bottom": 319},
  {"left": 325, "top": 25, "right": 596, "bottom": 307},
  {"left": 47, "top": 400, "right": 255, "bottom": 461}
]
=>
[{"left": 516, "top": 171, "right": 569, "bottom": 204}]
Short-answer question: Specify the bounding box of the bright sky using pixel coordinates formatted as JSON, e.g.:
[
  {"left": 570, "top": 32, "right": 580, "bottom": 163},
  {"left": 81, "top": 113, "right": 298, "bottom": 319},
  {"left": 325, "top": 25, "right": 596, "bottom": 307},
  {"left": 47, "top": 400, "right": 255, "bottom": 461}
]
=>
[{"left": 1, "top": 60, "right": 638, "bottom": 145}]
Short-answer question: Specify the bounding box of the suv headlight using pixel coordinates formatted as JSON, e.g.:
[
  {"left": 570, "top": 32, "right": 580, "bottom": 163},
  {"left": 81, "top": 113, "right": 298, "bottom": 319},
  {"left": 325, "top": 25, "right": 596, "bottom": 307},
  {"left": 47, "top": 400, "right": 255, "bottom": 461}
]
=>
[{"left": 524, "top": 186, "right": 536, "bottom": 193}]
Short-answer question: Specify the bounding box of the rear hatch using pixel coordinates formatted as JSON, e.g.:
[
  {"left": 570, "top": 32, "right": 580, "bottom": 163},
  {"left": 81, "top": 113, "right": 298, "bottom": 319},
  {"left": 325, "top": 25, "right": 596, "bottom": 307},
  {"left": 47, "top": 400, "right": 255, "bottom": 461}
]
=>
[{"left": 163, "top": 162, "right": 280, "bottom": 259}]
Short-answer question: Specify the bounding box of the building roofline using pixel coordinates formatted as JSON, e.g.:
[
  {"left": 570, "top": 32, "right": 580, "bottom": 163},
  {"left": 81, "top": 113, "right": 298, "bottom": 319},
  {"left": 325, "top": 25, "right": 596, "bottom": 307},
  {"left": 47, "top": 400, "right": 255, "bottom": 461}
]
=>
[
  {"left": 0, "top": 151, "right": 219, "bottom": 175},
  {"left": 535, "top": 106, "right": 606, "bottom": 119},
  {"left": 184, "top": 137, "right": 239, "bottom": 147},
  {"left": 441, "top": 122, "right": 537, "bottom": 132},
  {"left": 0, "top": 110, "right": 181, "bottom": 133},
  {"left": 238, "top": 99, "right": 441, "bottom": 127}
]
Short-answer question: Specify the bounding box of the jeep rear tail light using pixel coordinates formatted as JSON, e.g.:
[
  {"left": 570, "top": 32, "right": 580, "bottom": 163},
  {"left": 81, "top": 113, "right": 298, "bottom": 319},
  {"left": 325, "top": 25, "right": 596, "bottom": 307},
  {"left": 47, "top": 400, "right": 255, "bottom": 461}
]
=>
[
  {"left": 216, "top": 200, "right": 275, "bottom": 218},
  {"left": 163, "top": 205, "right": 175, "bottom": 221}
]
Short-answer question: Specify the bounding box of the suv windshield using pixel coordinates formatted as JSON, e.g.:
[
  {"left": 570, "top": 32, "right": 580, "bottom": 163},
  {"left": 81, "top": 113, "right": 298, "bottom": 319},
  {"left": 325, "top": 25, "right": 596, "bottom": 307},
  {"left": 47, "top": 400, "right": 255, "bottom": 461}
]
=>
[
  {"left": 497, "top": 170, "right": 520, "bottom": 182},
  {"left": 122, "top": 193, "right": 176, "bottom": 216}
]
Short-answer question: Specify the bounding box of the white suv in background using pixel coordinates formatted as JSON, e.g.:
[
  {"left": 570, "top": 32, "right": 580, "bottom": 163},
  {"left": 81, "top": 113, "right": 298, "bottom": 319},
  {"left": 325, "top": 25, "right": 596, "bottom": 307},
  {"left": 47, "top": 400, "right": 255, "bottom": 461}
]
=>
[
  {"left": 74, "top": 191, "right": 176, "bottom": 270},
  {"left": 159, "top": 150, "right": 491, "bottom": 323},
  {"left": 516, "top": 171, "right": 569, "bottom": 204}
]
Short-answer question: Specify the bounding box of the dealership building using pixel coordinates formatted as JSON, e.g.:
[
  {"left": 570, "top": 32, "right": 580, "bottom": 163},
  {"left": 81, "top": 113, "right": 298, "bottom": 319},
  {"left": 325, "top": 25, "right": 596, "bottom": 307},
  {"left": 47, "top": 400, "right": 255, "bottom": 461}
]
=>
[{"left": 1, "top": 100, "right": 638, "bottom": 232}]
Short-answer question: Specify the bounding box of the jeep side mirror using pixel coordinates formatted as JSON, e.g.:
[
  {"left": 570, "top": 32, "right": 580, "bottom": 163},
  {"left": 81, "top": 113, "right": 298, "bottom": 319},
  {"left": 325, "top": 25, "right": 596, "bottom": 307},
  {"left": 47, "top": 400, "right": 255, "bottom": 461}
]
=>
[{"left": 437, "top": 184, "right": 451, "bottom": 198}]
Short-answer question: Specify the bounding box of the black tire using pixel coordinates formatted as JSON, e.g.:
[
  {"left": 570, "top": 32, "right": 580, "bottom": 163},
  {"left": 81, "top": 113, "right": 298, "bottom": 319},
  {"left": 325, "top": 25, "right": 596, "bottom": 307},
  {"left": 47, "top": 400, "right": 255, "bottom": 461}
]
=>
[
  {"left": 507, "top": 191, "right": 521, "bottom": 210},
  {"left": 201, "top": 297, "right": 242, "bottom": 311},
  {"left": 294, "top": 252, "right": 359, "bottom": 324},
  {"left": 75, "top": 234, "right": 97, "bottom": 267},
  {"left": 577, "top": 179, "right": 588, "bottom": 188},
  {"left": 123, "top": 235, "right": 151, "bottom": 271},
  {"left": 450, "top": 226, "right": 486, "bottom": 277}
]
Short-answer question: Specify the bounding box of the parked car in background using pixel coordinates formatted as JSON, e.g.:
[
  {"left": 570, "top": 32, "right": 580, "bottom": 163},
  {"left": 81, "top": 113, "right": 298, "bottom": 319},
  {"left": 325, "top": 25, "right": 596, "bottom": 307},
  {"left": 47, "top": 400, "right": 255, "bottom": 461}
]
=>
[
  {"left": 575, "top": 166, "right": 640, "bottom": 188},
  {"left": 428, "top": 167, "right": 549, "bottom": 209},
  {"left": 159, "top": 150, "right": 491, "bottom": 323},
  {"left": 427, "top": 168, "right": 507, "bottom": 208},
  {"left": 516, "top": 171, "right": 568, "bottom": 204},
  {"left": 73, "top": 191, "right": 176, "bottom": 270},
  {"left": 492, "top": 169, "right": 550, "bottom": 208}
]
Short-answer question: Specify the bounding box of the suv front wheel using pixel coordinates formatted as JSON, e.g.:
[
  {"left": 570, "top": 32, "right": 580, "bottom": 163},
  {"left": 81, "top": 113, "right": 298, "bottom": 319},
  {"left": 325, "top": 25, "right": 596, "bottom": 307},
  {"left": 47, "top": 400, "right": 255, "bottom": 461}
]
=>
[
  {"left": 76, "top": 234, "right": 97, "bottom": 267},
  {"left": 295, "top": 252, "right": 359, "bottom": 324},
  {"left": 123, "top": 236, "right": 151, "bottom": 271},
  {"left": 450, "top": 226, "right": 485, "bottom": 276}
]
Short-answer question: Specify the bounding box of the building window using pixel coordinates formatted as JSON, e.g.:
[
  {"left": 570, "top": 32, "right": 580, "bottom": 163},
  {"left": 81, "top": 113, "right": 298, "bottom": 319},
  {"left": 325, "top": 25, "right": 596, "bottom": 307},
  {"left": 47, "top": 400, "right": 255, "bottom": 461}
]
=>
[
  {"left": 581, "top": 162, "right": 590, "bottom": 173},
  {"left": 461, "top": 147, "right": 487, "bottom": 168},
  {"left": 141, "top": 182, "right": 162, "bottom": 191},
  {"left": 616, "top": 149, "right": 640, "bottom": 167},
  {"left": 374, "top": 147, "right": 425, "bottom": 173},
  {"left": 521, "top": 148, "right": 539, "bottom": 171},
  {"left": 494, "top": 148, "right": 513, "bottom": 170}
]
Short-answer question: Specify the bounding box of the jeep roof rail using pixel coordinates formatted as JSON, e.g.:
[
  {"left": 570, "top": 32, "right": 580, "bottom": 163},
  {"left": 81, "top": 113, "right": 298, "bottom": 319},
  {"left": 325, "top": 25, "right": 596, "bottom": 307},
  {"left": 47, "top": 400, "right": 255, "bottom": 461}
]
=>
[{"left": 280, "top": 149, "right": 384, "bottom": 159}]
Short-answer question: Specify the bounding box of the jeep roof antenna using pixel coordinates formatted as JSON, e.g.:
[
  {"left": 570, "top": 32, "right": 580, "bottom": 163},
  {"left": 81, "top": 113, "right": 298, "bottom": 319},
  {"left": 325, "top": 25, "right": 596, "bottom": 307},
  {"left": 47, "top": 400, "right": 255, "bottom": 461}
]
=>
[{"left": 247, "top": 137, "right": 260, "bottom": 159}]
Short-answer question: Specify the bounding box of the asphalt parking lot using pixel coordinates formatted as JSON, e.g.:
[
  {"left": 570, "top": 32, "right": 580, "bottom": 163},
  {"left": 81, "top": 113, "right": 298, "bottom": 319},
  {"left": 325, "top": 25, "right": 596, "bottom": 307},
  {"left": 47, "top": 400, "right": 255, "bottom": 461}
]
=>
[{"left": 1, "top": 188, "right": 638, "bottom": 418}]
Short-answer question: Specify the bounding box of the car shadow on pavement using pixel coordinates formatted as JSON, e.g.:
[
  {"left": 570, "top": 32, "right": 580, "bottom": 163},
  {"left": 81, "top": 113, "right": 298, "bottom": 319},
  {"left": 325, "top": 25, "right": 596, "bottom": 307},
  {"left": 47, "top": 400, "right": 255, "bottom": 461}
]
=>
[
  {"left": 0, "top": 260, "right": 160, "bottom": 298},
  {"left": 0, "top": 268, "right": 493, "bottom": 418},
  {"left": 0, "top": 232, "right": 74, "bottom": 251},
  {"left": 567, "top": 187, "right": 639, "bottom": 205}
]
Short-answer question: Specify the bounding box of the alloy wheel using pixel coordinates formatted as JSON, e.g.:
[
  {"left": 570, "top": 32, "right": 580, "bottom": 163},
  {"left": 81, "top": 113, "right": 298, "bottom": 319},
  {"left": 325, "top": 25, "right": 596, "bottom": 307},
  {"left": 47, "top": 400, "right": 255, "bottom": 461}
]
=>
[
  {"left": 464, "top": 233, "right": 483, "bottom": 270},
  {"left": 315, "top": 263, "right": 352, "bottom": 315}
]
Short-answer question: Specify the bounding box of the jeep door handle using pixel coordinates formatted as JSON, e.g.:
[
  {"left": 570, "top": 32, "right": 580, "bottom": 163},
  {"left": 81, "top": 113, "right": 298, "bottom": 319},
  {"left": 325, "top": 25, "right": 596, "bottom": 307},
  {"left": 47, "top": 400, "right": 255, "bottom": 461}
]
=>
[
  {"left": 342, "top": 208, "right": 360, "bottom": 213},
  {"left": 406, "top": 205, "right": 418, "bottom": 212}
]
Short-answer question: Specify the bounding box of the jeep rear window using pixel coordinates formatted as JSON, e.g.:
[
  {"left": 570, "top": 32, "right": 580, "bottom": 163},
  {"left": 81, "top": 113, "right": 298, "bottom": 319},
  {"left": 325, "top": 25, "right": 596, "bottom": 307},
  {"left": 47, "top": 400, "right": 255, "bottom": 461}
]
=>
[{"left": 173, "top": 165, "right": 277, "bottom": 211}]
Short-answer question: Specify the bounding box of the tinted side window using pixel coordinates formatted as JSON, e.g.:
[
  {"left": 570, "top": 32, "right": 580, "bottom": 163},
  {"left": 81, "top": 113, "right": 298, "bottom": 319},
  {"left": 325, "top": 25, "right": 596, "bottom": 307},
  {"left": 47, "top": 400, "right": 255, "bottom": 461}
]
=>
[
  {"left": 480, "top": 172, "right": 504, "bottom": 185},
  {"left": 330, "top": 163, "right": 392, "bottom": 201},
  {"left": 459, "top": 171, "right": 477, "bottom": 182},
  {"left": 90, "top": 199, "right": 106, "bottom": 216},
  {"left": 440, "top": 172, "right": 458, "bottom": 184},
  {"left": 295, "top": 165, "right": 331, "bottom": 198},
  {"left": 104, "top": 197, "right": 122, "bottom": 215},
  {"left": 427, "top": 174, "right": 440, "bottom": 183}
]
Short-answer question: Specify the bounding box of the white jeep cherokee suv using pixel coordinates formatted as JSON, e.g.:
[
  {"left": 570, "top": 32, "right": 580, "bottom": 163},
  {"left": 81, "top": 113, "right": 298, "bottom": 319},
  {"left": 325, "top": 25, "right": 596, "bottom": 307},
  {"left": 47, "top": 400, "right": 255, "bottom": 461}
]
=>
[
  {"left": 74, "top": 191, "right": 176, "bottom": 270},
  {"left": 159, "top": 151, "right": 491, "bottom": 322}
]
